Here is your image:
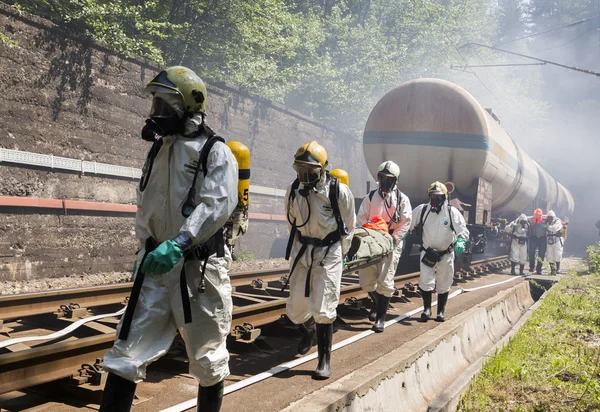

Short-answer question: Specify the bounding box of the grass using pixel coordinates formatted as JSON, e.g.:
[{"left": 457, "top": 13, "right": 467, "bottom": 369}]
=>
[{"left": 459, "top": 244, "right": 600, "bottom": 412}]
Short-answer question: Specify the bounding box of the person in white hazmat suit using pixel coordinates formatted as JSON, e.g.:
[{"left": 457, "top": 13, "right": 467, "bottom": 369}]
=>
[
  {"left": 410, "top": 182, "right": 469, "bottom": 322},
  {"left": 356, "top": 161, "right": 412, "bottom": 333},
  {"left": 284, "top": 141, "right": 355, "bottom": 380},
  {"left": 100, "top": 67, "right": 238, "bottom": 412},
  {"left": 505, "top": 214, "right": 529, "bottom": 276},
  {"left": 545, "top": 210, "right": 564, "bottom": 275}
]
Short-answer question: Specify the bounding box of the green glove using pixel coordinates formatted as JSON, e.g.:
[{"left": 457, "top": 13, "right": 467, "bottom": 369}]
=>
[
  {"left": 343, "top": 257, "right": 348, "bottom": 266},
  {"left": 454, "top": 237, "right": 467, "bottom": 257},
  {"left": 541, "top": 223, "right": 548, "bottom": 229},
  {"left": 141, "top": 240, "right": 184, "bottom": 275}
]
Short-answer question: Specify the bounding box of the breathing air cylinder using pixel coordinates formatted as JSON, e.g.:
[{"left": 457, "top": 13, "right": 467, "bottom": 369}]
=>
[
  {"left": 224, "top": 142, "right": 250, "bottom": 257},
  {"left": 330, "top": 169, "right": 349, "bottom": 186}
]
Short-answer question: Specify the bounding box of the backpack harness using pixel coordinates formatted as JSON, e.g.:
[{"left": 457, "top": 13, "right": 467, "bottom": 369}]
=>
[
  {"left": 120, "top": 131, "right": 226, "bottom": 341},
  {"left": 283, "top": 177, "right": 348, "bottom": 297},
  {"left": 511, "top": 222, "right": 529, "bottom": 245},
  {"left": 415, "top": 204, "right": 456, "bottom": 257}
]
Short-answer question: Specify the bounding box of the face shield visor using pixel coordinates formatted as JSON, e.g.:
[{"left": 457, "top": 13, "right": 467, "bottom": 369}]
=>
[
  {"left": 377, "top": 173, "right": 396, "bottom": 195},
  {"left": 150, "top": 96, "right": 179, "bottom": 119},
  {"left": 142, "top": 95, "right": 185, "bottom": 139},
  {"left": 293, "top": 162, "right": 322, "bottom": 186}
]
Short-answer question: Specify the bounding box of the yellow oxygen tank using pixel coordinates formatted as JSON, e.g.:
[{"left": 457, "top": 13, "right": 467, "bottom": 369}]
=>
[
  {"left": 330, "top": 169, "right": 349, "bottom": 186},
  {"left": 562, "top": 220, "right": 568, "bottom": 241},
  {"left": 225, "top": 142, "right": 250, "bottom": 255}
]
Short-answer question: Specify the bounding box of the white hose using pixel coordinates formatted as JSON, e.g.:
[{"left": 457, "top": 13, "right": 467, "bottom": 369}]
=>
[
  {"left": 461, "top": 275, "right": 520, "bottom": 292},
  {"left": 0, "top": 308, "right": 125, "bottom": 349},
  {"left": 161, "top": 290, "right": 463, "bottom": 412}
]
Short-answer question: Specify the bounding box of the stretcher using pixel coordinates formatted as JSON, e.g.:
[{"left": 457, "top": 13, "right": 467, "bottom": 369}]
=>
[{"left": 345, "top": 227, "right": 394, "bottom": 269}]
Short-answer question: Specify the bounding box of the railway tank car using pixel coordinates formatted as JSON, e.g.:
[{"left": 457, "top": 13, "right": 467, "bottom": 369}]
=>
[{"left": 363, "top": 78, "right": 574, "bottom": 220}]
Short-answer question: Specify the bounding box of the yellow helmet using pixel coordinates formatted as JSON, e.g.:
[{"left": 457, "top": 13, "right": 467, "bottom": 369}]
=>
[
  {"left": 330, "top": 169, "right": 349, "bottom": 186},
  {"left": 428, "top": 181, "right": 448, "bottom": 196},
  {"left": 294, "top": 141, "right": 328, "bottom": 169},
  {"left": 293, "top": 141, "right": 328, "bottom": 185},
  {"left": 145, "top": 66, "right": 207, "bottom": 114}
]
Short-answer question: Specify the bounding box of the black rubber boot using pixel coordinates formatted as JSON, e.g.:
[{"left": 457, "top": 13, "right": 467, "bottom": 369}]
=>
[
  {"left": 536, "top": 260, "right": 543, "bottom": 274},
  {"left": 198, "top": 380, "right": 224, "bottom": 412},
  {"left": 368, "top": 291, "right": 379, "bottom": 322},
  {"left": 372, "top": 295, "right": 391, "bottom": 333},
  {"left": 297, "top": 317, "right": 316, "bottom": 355},
  {"left": 519, "top": 265, "right": 525, "bottom": 276},
  {"left": 550, "top": 263, "right": 556, "bottom": 276},
  {"left": 556, "top": 261, "right": 561, "bottom": 274},
  {"left": 419, "top": 290, "right": 433, "bottom": 322},
  {"left": 436, "top": 292, "right": 449, "bottom": 322},
  {"left": 99, "top": 373, "right": 137, "bottom": 412},
  {"left": 313, "top": 323, "right": 332, "bottom": 380},
  {"left": 529, "top": 265, "right": 534, "bottom": 273},
  {"left": 510, "top": 262, "right": 517, "bottom": 275}
]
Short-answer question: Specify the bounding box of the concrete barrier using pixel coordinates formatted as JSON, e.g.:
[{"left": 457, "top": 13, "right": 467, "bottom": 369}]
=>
[{"left": 282, "top": 281, "right": 535, "bottom": 412}]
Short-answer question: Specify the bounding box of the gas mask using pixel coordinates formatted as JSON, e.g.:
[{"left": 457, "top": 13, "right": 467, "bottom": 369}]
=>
[
  {"left": 294, "top": 162, "right": 322, "bottom": 196},
  {"left": 429, "top": 194, "right": 446, "bottom": 213},
  {"left": 520, "top": 220, "right": 528, "bottom": 228},
  {"left": 141, "top": 96, "right": 185, "bottom": 141},
  {"left": 545, "top": 216, "right": 553, "bottom": 224},
  {"left": 377, "top": 173, "right": 396, "bottom": 197}
]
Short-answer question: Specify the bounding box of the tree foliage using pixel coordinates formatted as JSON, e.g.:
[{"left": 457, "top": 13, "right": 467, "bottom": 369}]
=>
[{"left": 7, "top": 0, "right": 555, "bottom": 135}]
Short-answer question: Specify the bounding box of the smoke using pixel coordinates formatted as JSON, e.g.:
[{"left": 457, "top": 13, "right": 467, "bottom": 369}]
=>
[{"left": 490, "top": 10, "right": 600, "bottom": 256}]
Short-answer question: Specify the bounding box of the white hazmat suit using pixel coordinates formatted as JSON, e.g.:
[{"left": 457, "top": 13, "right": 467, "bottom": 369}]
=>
[
  {"left": 103, "top": 114, "right": 238, "bottom": 387},
  {"left": 285, "top": 176, "right": 355, "bottom": 325},
  {"left": 356, "top": 189, "right": 412, "bottom": 297},
  {"left": 410, "top": 202, "right": 469, "bottom": 293},
  {"left": 505, "top": 214, "right": 529, "bottom": 265},
  {"left": 545, "top": 211, "right": 564, "bottom": 264}
]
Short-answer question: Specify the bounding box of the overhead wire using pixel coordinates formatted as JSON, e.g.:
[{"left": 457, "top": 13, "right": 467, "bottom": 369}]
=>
[
  {"left": 494, "top": 14, "right": 600, "bottom": 47},
  {"left": 532, "top": 26, "right": 598, "bottom": 53},
  {"left": 409, "top": 0, "right": 507, "bottom": 109}
]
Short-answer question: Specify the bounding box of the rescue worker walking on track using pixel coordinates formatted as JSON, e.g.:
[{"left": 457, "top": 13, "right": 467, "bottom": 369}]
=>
[
  {"left": 505, "top": 214, "right": 529, "bottom": 276},
  {"left": 528, "top": 208, "right": 547, "bottom": 274},
  {"left": 100, "top": 66, "right": 238, "bottom": 412},
  {"left": 410, "top": 182, "right": 469, "bottom": 322},
  {"left": 284, "top": 141, "right": 355, "bottom": 380},
  {"left": 545, "top": 210, "right": 564, "bottom": 275},
  {"left": 356, "top": 161, "right": 412, "bottom": 333}
]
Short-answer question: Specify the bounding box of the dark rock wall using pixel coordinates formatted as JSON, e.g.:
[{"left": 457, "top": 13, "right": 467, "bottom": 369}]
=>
[{"left": 0, "top": 4, "right": 371, "bottom": 280}]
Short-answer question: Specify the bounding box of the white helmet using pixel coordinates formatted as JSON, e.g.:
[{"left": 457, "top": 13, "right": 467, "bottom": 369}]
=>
[
  {"left": 377, "top": 161, "right": 400, "bottom": 196},
  {"left": 547, "top": 210, "right": 556, "bottom": 218},
  {"left": 377, "top": 161, "right": 400, "bottom": 179}
]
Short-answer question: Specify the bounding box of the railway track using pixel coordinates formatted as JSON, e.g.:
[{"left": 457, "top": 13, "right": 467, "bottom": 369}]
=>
[{"left": 0, "top": 255, "right": 510, "bottom": 397}]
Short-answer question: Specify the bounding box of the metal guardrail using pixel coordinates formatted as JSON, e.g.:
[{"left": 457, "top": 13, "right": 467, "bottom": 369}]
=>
[{"left": 0, "top": 148, "right": 286, "bottom": 197}]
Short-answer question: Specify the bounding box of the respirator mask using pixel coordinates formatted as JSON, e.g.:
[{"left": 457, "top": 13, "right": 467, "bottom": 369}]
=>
[
  {"left": 429, "top": 194, "right": 446, "bottom": 213},
  {"left": 294, "top": 162, "right": 322, "bottom": 196},
  {"left": 377, "top": 173, "right": 396, "bottom": 197},
  {"left": 141, "top": 95, "right": 185, "bottom": 141}
]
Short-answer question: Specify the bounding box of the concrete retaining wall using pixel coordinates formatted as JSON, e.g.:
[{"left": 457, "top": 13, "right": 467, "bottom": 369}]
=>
[
  {"left": 0, "top": 3, "right": 373, "bottom": 279},
  {"left": 283, "top": 281, "right": 535, "bottom": 412}
]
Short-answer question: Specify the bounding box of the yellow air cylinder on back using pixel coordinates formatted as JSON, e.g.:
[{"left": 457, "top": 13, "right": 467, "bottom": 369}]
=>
[
  {"left": 227, "top": 141, "right": 251, "bottom": 206},
  {"left": 225, "top": 142, "right": 250, "bottom": 256},
  {"left": 330, "top": 169, "right": 349, "bottom": 186}
]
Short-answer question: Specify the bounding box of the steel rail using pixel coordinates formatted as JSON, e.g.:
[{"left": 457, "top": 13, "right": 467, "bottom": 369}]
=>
[
  {"left": 0, "top": 268, "right": 289, "bottom": 321},
  {"left": 0, "top": 256, "right": 509, "bottom": 396}
]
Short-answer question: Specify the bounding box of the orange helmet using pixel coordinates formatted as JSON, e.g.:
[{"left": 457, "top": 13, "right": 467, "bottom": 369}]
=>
[{"left": 533, "top": 208, "right": 543, "bottom": 224}]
